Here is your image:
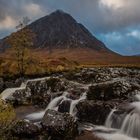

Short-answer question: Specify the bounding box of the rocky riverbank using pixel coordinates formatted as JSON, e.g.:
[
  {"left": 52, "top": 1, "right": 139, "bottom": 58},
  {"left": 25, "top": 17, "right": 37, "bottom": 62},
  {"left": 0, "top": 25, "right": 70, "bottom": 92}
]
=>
[{"left": 0, "top": 67, "right": 140, "bottom": 140}]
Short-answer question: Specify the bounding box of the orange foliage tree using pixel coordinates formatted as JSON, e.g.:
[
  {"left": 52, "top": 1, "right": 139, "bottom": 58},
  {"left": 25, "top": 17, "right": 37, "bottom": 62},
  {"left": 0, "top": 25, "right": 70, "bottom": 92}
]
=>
[{"left": 7, "top": 17, "right": 35, "bottom": 76}]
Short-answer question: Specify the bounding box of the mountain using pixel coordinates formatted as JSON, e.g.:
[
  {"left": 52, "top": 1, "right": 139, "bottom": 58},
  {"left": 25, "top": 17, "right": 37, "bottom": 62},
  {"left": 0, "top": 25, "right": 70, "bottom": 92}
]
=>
[
  {"left": 133, "top": 54, "right": 140, "bottom": 56},
  {"left": 0, "top": 10, "right": 110, "bottom": 52},
  {"left": 0, "top": 10, "right": 140, "bottom": 66},
  {"left": 28, "top": 10, "right": 109, "bottom": 51}
]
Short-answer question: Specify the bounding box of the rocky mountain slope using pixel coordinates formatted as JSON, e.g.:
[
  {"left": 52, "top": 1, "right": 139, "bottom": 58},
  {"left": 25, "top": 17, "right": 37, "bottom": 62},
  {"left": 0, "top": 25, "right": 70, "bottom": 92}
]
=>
[
  {"left": 28, "top": 10, "right": 109, "bottom": 51},
  {"left": 0, "top": 10, "right": 112, "bottom": 53}
]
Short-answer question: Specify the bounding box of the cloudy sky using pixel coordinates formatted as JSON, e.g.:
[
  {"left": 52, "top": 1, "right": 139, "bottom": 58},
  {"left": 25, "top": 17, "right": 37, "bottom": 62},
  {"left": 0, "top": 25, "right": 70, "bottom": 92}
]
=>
[{"left": 0, "top": 0, "right": 140, "bottom": 55}]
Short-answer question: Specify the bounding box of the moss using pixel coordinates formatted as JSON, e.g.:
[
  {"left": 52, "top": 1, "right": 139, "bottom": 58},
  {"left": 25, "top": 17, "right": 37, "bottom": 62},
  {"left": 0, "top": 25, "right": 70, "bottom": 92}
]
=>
[
  {"left": 0, "top": 100, "right": 15, "bottom": 126},
  {"left": 0, "top": 100, "right": 16, "bottom": 139}
]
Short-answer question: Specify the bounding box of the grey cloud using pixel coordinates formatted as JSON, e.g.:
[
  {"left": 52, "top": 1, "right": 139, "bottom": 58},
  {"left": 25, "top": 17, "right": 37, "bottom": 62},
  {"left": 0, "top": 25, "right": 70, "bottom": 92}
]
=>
[
  {"left": 1, "top": 0, "right": 140, "bottom": 33},
  {"left": 34, "top": 0, "right": 140, "bottom": 33}
]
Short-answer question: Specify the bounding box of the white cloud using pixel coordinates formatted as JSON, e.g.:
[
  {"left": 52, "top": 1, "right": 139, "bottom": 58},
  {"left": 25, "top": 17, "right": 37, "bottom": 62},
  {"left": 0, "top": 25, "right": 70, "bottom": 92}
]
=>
[
  {"left": 127, "top": 30, "right": 140, "bottom": 39},
  {"left": 100, "top": 0, "right": 124, "bottom": 9},
  {"left": 0, "top": 16, "right": 16, "bottom": 30},
  {"left": 24, "top": 3, "right": 45, "bottom": 18}
]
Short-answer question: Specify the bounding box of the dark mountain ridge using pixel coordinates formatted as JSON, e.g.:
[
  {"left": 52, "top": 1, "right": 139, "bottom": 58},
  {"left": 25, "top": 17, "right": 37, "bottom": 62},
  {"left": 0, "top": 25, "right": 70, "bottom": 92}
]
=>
[{"left": 0, "top": 10, "right": 111, "bottom": 53}]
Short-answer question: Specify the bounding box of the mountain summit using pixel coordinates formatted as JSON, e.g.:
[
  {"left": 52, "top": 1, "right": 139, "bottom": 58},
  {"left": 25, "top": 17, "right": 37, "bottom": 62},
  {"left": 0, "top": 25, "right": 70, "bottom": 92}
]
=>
[
  {"left": 27, "top": 10, "right": 108, "bottom": 51},
  {"left": 0, "top": 10, "right": 110, "bottom": 52}
]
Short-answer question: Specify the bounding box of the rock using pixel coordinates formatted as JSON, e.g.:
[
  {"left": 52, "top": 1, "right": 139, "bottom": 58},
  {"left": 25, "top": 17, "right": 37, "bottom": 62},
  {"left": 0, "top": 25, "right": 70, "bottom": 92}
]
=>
[
  {"left": 58, "top": 100, "right": 71, "bottom": 113},
  {"left": 87, "top": 81, "right": 135, "bottom": 101},
  {"left": 15, "top": 78, "right": 25, "bottom": 87},
  {"left": 10, "top": 120, "right": 40, "bottom": 138},
  {"left": 30, "top": 92, "right": 51, "bottom": 108},
  {"left": 27, "top": 79, "right": 48, "bottom": 95},
  {"left": 0, "top": 78, "right": 4, "bottom": 92},
  {"left": 67, "top": 88, "right": 86, "bottom": 100},
  {"left": 76, "top": 100, "right": 116, "bottom": 125},
  {"left": 4, "top": 81, "right": 15, "bottom": 88},
  {"left": 46, "top": 77, "right": 67, "bottom": 92},
  {"left": 41, "top": 109, "right": 78, "bottom": 140},
  {"left": 94, "top": 73, "right": 111, "bottom": 83},
  {"left": 9, "top": 87, "right": 51, "bottom": 108},
  {"left": 11, "top": 89, "right": 31, "bottom": 106}
]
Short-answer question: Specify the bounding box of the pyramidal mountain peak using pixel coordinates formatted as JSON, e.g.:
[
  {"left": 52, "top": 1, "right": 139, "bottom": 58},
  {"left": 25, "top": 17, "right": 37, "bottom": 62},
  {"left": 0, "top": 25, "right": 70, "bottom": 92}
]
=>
[
  {"left": 27, "top": 10, "right": 109, "bottom": 51},
  {"left": 0, "top": 10, "right": 112, "bottom": 54}
]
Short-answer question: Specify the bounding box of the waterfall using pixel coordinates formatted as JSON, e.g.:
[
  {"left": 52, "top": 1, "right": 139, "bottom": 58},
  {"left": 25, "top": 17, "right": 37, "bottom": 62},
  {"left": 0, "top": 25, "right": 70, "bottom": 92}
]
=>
[
  {"left": 105, "top": 108, "right": 126, "bottom": 129},
  {"left": 1, "top": 87, "right": 25, "bottom": 100},
  {"left": 0, "top": 77, "right": 49, "bottom": 100},
  {"left": 70, "top": 92, "right": 86, "bottom": 116},
  {"left": 26, "top": 91, "right": 86, "bottom": 121},
  {"left": 121, "top": 113, "right": 140, "bottom": 139},
  {"left": 26, "top": 111, "right": 45, "bottom": 121},
  {"left": 120, "top": 102, "right": 140, "bottom": 138},
  {"left": 105, "top": 109, "right": 116, "bottom": 128},
  {"left": 45, "top": 92, "right": 69, "bottom": 111},
  {"left": 104, "top": 100, "right": 140, "bottom": 139},
  {"left": 80, "top": 123, "right": 138, "bottom": 140},
  {"left": 134, "top": 94, "right": 140, "bottom": 101}
]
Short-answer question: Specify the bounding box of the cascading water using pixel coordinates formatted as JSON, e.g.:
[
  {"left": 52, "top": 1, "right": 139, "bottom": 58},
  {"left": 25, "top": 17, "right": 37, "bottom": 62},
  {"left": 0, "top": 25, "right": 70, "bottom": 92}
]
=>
[
  {"left": 105, "top": 109, "right": 116, "bottom": 128},
  {"left": 121, "top": 113, "right": 140, "bottom": 139},
  {"left": 0, "top": 77, "right": 49, "bottom": 100},
  {"left": 26, "top": 91, "right": 87, "bottom": 120},
  {"left": 103, "top": 97, "right": 140, "bottom": 140},
  {"left": 70, "top": 92, "right": 86, "bottom": 116},
  {"left": 45, "top": 92, "right": 69, "bottom": 111}
]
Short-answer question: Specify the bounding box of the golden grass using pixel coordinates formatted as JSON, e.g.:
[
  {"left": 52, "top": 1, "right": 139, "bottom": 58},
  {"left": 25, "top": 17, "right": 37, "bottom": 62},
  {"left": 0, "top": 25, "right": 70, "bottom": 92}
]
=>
[
  {"left": 0, "top": 47, "right": 140, "bottom": 77},
  {"left": 0, "top": 100, "right": 15, "bottom": 127}
]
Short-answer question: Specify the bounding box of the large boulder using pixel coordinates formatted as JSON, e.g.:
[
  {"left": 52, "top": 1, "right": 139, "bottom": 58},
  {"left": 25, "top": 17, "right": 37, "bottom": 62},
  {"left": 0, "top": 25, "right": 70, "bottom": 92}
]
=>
[
  {"left": 46, "top": 77, "right": 67, "bottom": 92},
  {"left": 76, "top": 100, "right": 116, "bottom": 125},
  {"left": 8, "top": 87, "right": 51, "bottom": 108},
  {"left": 0, "top": 78, "right": 4, "bottom": 93},
  {"left": 41, "top": 109, "right": 78, "bottom": 140},
  {"left": 87, "top": 81, "right": 138, "bottom": 101},
  {"left": 4, "top": 77, "right": 68, "bottom": 108},
  {"left": 10, "top": 120, "right": 40, "bottom": 139}
]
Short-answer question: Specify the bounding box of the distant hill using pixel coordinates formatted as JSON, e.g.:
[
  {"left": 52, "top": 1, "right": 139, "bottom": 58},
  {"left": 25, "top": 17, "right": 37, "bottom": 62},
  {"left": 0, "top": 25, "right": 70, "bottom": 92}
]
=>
[{"left": 133, "top": 54, "right": 140, "bottom": 56}]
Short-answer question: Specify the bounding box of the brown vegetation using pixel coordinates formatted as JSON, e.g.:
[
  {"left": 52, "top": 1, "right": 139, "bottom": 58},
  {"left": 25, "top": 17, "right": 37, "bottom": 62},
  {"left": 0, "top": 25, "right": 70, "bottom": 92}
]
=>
[{"left": 0, "top": 47, "right": 140, "bottom": 77}]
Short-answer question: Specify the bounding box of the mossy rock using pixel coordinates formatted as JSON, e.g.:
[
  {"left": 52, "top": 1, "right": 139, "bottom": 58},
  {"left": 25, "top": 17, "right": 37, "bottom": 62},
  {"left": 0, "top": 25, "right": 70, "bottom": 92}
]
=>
[
  {"left": 0, "top": 100, "right": 15, "bottom": 127},
  {"left": 0, "top": 100, "right": 16, "bottom": 140}
]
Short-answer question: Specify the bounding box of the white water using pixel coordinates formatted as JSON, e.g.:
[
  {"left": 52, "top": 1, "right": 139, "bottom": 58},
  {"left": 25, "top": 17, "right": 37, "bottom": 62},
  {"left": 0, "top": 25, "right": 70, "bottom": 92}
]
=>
[
  {"left": 105, "top": 109, "right": 116, "bottom": 128},
  {"left": 1, "top": 84, "right": 26, "bottom": 100},
  {"left": 46, "top": 92, "right": 69, "bottom": 111},
  {"left": 103, "top": 95, "right": 140, "bottom": 140},
  {"left": 26, "top": 91, "right": 86, "bottom": 120},
  {"left": 70, "top": 92, "right": 86, "bottom": 116},
  {"left": 97, "top": 132, "right": 138, "bottom": 140},
  {"left": 26, "top": 111, "right": 45, "bottom": 121},
  {"left": 134, "top": 94, "right": 140, "bottom": 101},
  {"left": 0, "top": 77, "right": 50, "bottom": 100},
  {"left": 25, "top": 91, "right": 69, "bottom": 120},
  {"left": 81, "top": 124, "right": 138, "bottom": 140}
]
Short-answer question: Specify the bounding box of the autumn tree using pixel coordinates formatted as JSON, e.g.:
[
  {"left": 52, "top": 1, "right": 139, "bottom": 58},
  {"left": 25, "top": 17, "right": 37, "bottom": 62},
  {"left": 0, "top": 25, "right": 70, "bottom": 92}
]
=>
[{"left": 7, "top": 17, "right": 35, "bottom": 76}]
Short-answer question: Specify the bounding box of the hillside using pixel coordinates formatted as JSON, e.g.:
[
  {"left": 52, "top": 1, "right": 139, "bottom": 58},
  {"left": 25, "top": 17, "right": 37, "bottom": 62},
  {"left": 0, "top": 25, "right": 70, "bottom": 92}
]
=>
[{"left": 0, "top": 10, "right": 139, "bottom": 77}]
